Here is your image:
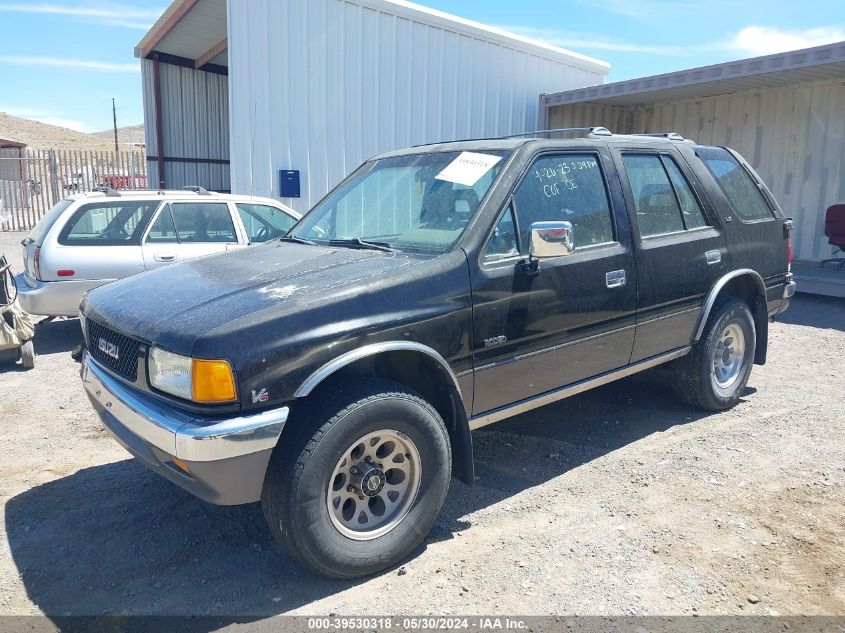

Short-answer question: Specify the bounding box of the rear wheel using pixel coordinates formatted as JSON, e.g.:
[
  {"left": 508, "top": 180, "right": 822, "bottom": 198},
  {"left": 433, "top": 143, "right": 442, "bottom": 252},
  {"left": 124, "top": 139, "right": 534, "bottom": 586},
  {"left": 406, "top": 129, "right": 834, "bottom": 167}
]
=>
[
  {"left": 261, "top": 379, "right": 451, "bottom": 578},
  {"left": 673, "top": 298, "right": 755, "bottom": 411}
]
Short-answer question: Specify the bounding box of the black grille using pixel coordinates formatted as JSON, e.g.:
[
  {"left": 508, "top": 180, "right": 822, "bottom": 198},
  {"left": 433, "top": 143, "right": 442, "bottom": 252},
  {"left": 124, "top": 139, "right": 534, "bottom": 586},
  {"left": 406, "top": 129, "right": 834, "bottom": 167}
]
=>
[{"left": 87, "top": 318, "right": 141, "bottom": 382}]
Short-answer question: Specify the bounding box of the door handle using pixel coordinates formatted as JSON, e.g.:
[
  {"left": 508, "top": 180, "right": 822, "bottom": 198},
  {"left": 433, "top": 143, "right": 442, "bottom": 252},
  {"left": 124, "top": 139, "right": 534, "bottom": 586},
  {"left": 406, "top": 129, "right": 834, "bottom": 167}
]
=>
[
  {"left": 606, "top": 269, "right": 626, "bottom": 289},
  {"left": 154, "top": 253, "right": 176, "bottom": 262},
  {"left": 705, "top": 250, "right": 722, "bottom": 265}
]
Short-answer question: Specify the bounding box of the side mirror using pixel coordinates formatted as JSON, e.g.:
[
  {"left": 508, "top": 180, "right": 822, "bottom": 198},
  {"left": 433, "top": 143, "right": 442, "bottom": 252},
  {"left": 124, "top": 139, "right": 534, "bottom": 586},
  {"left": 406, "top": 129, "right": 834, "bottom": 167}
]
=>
[{"left": 529, "top": 221, "right": 574, "bottom": 259}]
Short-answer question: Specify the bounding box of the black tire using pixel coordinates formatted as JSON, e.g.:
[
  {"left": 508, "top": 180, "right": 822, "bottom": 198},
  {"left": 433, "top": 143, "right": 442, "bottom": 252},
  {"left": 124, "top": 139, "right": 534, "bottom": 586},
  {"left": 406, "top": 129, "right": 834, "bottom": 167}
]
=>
[
  {"left": 261, "top": 378, "right": 451, "bottom": 578},
  {"left": 20, "top": 340, "right": 35, "bottom": 370},
  {"left": 673, "top": 298, "right": 756, "bottom": 411}
]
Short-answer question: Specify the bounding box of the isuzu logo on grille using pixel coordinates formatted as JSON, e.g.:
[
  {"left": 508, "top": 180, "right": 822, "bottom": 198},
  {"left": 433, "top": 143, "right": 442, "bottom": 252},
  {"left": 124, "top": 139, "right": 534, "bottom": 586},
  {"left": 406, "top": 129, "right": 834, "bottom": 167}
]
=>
[{"left": 98, "top": 337, "right": 119, "bottom": 360}]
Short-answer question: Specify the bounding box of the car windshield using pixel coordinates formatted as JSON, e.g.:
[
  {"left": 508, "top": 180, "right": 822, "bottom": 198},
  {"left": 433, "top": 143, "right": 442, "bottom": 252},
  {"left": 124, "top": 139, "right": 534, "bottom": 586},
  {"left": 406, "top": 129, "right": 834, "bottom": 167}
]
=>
[{"left": 291, "top": 150, "right": 509, "bottom": 253}]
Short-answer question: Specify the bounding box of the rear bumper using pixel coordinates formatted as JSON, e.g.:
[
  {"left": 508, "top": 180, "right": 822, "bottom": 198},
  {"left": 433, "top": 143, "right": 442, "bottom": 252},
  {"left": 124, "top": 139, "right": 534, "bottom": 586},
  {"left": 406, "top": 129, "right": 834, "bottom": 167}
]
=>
[
  {"left": 778, "top": 274, "right": 797, "bottom": 314},
  {"left": 765, "top": 273, "right": 796, "bottom": 316},
  {"left": 81, "top": 353, "right": 288, "bottom": 505},
  {"left": 15, "top": 274, "right": 109, "bottom": 317}
]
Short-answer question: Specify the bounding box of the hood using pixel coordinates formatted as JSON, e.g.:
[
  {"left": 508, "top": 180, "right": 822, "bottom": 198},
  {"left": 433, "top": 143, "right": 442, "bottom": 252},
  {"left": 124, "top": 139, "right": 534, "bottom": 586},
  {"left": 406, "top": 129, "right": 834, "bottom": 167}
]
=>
[{"left": 83, "top": 242, "right": 422, "bottom": 353}]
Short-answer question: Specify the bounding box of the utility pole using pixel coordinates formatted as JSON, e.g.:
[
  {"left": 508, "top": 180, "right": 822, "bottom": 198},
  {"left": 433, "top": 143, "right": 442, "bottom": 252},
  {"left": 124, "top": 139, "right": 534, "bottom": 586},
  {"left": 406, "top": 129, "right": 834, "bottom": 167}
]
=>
[{"left": 112, "top": 98, "right": 119, "bottom": 152}]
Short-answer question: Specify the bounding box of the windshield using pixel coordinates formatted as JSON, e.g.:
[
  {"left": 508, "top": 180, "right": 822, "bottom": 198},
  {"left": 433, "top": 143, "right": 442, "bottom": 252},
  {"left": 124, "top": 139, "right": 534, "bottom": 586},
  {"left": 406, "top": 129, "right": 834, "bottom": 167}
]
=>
[{"left": 292, "top": 150, "right": 509, "bottom": 253}]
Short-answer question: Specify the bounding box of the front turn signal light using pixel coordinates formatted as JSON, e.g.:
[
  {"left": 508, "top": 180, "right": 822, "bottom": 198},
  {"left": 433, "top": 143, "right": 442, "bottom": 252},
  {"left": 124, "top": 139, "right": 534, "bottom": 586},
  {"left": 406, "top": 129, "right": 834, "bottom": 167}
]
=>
[{"left": 191, "top": 359, "right": 237, "bottom": 403}]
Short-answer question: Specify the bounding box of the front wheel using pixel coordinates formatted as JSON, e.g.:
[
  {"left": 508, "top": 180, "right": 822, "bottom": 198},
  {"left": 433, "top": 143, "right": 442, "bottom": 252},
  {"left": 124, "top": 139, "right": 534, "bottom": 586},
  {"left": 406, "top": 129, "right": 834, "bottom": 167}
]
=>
[
  {"left": 261, "top": 379, "right": 451, "bottom": 578},
  {"left": 673, "top": 298, "right": 756, "bottom": 411}
]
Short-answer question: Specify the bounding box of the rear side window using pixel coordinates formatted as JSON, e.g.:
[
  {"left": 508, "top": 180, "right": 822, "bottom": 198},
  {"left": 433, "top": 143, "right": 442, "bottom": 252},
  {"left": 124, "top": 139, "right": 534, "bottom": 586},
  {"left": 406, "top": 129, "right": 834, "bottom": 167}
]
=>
[
  {"left": 27, "top": 199, "right": 73, "bottom": 244},
  {"left": 513, "top": 153, "right": 614, "bottom": 250},
  {"left": 663, "top": 158, "right": 707, "bottom": 229},
  {"left": 236, "top": 203, "right": 296, "bottom": 243},
  {"left": 58, "top": 200, "right": 159, "bottom": 246},
  {"left": 696, "top": 147, "right": 773, "bottom": 221},
  {"left": 169, "top": 203, "right": 237, "bottom": 243},
  {"left": 146, "top": 207, "right": 178, "bottom": 243},
  {"left": 622, "top": 154, "right": 708, "bottom": 237}
]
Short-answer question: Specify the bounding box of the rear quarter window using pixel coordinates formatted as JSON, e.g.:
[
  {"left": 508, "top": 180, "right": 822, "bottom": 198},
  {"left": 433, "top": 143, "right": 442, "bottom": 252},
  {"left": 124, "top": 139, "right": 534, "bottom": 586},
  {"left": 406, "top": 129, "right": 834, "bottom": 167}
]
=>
[
  {"left": 58, "top": 200, "right": 160, "bottom": 246},
  {"left": 696, "top": 147, "right": 774, "bottom": 222},
  {"left": 27, "top": 199, "right": 73, "bottom": 244}
]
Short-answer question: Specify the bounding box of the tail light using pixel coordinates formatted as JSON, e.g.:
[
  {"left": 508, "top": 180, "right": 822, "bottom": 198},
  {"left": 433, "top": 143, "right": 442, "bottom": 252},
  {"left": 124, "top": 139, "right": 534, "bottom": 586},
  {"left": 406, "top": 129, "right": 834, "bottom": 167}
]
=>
[
  {"left": 787, "top": 233, "right": 793, "bottom": 267},
  {"left": 57, "top": 269, "right": 75, "bottom": 277},
  {"left": 784, "top": 219, "right": 794, "bottom": 272},
  {"left": 33, "top": 246, "right": 42, "bottom": 280}
]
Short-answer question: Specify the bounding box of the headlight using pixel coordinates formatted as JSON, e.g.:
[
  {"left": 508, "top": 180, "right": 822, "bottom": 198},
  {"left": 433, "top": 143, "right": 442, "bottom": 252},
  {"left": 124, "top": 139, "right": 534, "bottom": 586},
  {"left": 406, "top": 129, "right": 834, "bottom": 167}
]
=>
[
  {"left": 149, "top": 347, "right": 193, "bottom": 400},
  {"left": 149, "top": 347, "right": 237, "bottom": 403}
]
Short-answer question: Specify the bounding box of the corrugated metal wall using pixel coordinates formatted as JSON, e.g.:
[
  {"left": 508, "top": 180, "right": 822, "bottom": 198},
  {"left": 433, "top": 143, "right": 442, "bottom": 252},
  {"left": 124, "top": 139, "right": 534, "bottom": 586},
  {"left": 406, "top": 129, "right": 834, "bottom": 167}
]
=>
[
  {"left": 227, "top": 0, "right": 606, "bottom": 213},
  {"left": 141, "top": 58, "right": 230, "bottom": 191},
  {"left": 548, "top": 79, "right": 845, "bottom": 262},
  {"left": 548, "top": 102, "right": 631, "bottom": 132}
]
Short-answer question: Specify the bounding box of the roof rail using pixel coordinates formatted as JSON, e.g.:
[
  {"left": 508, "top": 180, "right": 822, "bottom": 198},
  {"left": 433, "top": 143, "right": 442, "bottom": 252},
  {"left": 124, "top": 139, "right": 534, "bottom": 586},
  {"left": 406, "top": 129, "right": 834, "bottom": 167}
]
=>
[
  {"left": 95, "top": 186, "right": 121, "bottom": 197},
  {"left": 182, "top": 185, "right": 211, "bottom": 195},
  {"left": 501, "top": 126, "right": 613, "bottom": 139},
  {"left": 630, "top": 132, "right": 687, "bottom": 141},
  {"left": 410, "top": 126, "right": 615, "bottom": 148}
]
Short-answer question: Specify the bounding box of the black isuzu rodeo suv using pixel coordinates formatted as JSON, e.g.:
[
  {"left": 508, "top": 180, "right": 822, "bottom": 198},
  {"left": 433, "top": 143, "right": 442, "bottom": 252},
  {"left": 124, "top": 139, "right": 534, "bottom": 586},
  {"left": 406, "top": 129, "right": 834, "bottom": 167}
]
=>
[{"left": 79, "top": 128, "right": 795, "bottom": 578}]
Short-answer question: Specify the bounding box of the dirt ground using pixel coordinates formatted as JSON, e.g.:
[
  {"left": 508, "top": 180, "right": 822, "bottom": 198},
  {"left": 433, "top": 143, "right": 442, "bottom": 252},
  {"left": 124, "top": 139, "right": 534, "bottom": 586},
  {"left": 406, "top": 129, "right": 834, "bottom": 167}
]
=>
[{"left": 0, "top": 230, "right": 843, "bottom": 619}]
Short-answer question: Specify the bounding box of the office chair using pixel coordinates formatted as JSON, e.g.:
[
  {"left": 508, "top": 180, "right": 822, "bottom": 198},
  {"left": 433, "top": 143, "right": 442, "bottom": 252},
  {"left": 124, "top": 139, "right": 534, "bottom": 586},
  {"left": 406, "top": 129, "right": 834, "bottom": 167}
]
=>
[{"left": 820, "top": 204, "right": 845, "bottom": 269}]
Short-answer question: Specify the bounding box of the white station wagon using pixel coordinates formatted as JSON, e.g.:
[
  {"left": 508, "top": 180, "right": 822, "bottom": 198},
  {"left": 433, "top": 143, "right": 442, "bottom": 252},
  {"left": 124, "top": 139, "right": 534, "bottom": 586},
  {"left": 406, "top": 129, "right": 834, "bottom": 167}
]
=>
[{"left": 16, "top": 187, "right": 300, "bottom": 317}]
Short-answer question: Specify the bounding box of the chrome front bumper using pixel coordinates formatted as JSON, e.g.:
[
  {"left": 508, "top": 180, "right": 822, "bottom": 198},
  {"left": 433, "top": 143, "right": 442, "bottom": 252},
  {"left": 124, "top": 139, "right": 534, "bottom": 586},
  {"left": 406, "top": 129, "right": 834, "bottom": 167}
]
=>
[{"left": 81, "top": 353, "right": 288, "bottom": 504}]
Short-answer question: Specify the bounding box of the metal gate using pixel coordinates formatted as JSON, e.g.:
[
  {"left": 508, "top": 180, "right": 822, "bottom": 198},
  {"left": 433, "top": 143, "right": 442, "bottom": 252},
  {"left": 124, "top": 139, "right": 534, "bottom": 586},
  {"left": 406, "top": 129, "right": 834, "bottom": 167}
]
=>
[{"left": 0, "top": 147, "right": 148, "bottom": 232}]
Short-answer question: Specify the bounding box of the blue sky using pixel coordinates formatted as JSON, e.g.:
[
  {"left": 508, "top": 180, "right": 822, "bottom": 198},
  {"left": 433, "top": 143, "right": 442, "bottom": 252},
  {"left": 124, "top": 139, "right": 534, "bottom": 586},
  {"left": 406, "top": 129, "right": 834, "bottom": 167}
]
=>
[{"left": 0, "top": 0, "right": 843, "bottom": 133}]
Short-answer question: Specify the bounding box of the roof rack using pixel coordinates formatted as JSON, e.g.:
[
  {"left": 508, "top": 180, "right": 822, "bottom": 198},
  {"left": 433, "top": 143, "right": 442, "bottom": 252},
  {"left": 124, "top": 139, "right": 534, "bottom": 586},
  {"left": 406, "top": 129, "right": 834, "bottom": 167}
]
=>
[
  {"left": 412, "top": 126, "right": 614, "bottom": 148},
  {"left": 629, "top": 132, "right": 687, "bottom": 141},
  {"left": 181, "top": 185, "right": 211, "bottom": 195},
  {"left": 95, "top": 186, "right": 121, "bottom": 197},
  {"left": 410, "top": 126, "right": 695, "bottom": 149},
  {"left": 501, "top": 126, "right": 613, "bottom": 139}
]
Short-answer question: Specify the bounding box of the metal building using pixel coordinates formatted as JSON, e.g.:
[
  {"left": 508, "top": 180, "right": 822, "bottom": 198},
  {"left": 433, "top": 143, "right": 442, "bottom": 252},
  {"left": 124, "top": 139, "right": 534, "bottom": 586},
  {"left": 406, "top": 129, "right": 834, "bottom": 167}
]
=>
[
  {"left": 135, "top": 0, "right": 608, "bottom": 212},
  {"left": 540, "top": 41, "right": 845, "bottom": 295}
]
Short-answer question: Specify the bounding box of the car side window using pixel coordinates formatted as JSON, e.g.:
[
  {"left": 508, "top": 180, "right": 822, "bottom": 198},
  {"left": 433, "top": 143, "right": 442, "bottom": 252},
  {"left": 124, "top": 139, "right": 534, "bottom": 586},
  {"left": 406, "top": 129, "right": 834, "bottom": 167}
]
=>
[
  {"left": 696, "top": 147, "right": 773, "bottom": 221},
  {"left": 622, "top": 153, "right": 709, "bottom": 237},
  {"left": 236, "top": 203, "right": 297, "bottom": 243},
  {"left": 58, "top": 201, "right": 159, "bottom": 246},
  {"left": 662, "top": 156, "right": 707, "bottom": 229},
  {"left": 483, "top": 205, "right": 519, "bottom": 262},
  {"left": 146, "top": 207, "right": 178, "bottom": 243},
  {"left": 169, "top": 203, "right": 237, "bottom": 243},
  {"left": 512, "top": 153, "right": 614, "bottom": 251}
]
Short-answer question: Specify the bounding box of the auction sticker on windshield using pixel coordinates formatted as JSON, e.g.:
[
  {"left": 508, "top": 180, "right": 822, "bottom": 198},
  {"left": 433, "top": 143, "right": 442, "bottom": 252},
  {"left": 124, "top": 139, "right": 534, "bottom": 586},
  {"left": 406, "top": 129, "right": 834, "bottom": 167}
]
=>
[{"left": 435, "top": 151, "right": 502, "bottom": 187}]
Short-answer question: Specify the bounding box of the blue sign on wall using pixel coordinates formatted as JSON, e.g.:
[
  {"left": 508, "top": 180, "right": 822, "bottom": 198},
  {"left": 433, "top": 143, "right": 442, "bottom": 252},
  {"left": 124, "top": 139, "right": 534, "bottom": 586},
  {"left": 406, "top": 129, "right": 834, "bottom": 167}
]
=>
[{"left": 279, "top": 170, "right": 300, "bottom": 198}]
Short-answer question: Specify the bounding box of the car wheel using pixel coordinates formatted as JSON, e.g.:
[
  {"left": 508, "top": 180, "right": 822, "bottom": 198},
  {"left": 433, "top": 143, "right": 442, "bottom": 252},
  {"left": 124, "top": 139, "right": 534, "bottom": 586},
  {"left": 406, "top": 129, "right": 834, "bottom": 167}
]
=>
[
  {"left": 261, "top": 378, "right": 451, "bottom": 578},
  {"left": 20, "top": 340, "right": 35, "bottom": 370},
  {"left": 673, "top": 298, "right": 756, "bottom": 411}
]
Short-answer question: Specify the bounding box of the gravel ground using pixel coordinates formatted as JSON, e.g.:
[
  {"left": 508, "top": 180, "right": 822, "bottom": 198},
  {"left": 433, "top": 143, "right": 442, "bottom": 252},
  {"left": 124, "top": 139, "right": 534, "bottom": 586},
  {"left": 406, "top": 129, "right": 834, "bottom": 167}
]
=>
[{"left": 0, "top": 230, "right": 843, "bottom": 619}]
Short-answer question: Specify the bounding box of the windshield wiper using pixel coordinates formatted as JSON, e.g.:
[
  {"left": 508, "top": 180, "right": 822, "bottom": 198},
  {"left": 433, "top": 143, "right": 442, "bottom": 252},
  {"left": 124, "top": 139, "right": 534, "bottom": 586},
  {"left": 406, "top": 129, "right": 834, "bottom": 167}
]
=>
[
  {"left": 328, "top": 238, "right": 396, "bottom": 252},
  {"left": 278, "top": 234, "right": 316, "bottom": 245}
]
